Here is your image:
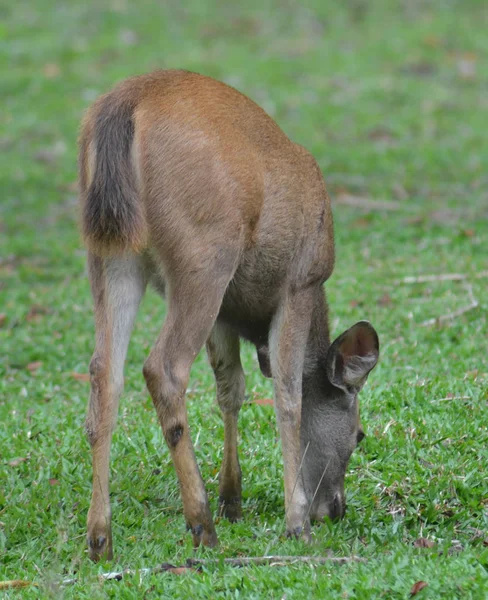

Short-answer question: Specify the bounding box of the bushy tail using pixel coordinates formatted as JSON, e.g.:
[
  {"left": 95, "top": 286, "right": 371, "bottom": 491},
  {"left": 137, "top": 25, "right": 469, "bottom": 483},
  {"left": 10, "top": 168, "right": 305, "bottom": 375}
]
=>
[{"left": 79, "top": 95, "right": 147, "bottom": 254}]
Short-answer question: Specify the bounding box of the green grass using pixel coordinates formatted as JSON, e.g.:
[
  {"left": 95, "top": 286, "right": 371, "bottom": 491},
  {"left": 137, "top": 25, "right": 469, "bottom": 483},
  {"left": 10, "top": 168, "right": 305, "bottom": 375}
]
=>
[{"left": 1, "top": 0, "right": 487, "bottom": 597}]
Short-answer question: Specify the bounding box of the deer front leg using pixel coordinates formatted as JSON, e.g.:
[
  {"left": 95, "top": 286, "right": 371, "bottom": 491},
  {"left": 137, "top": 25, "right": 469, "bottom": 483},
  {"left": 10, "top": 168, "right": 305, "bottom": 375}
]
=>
[
  {"left": 269, "top": 287, "right": 314, "bottom": 541},
  {"left": 207, "top": 322, "right": 245, "bottom": 521}
]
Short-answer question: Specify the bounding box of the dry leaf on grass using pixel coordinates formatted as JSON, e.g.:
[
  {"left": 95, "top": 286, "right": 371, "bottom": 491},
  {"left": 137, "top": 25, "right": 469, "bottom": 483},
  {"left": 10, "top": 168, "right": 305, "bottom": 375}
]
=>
[
  {"left": 414, "top": 538, "right": 435, "bottom": 548},
  {"left": 410, "top": 581, "right": 428, "bottom": 596},
  {"left": 377, "top": 293, "right": 392, "bottom": 307},
  {"left": 163, "top": 566, "right": 197, "bottom": 575},
  {"left": 71, "top": 373, "right": 90, "bottom": 382},
  {"left": 119, "top": 29, "right": 139, "bottom": 46},
  {"left": 8, "top": 457, "right": 27, "bottom": 467},
  {"left": 42, "top": 63, "right": 61, "bottom": 78},
  {"left": 334, "top": 192, "right": 401, "bottom": 212},
  {"left": 423, "top": 35, "right": 442, "bottom": 48},
  {"left": 253, "top": 398, "right": 274, "bottom": 406},
  {"left": 403, "top": 62, "right": 437, "bottom": 77},
  {"left": 27, "top": 361, "right": 43, "bottom": 372},
  {"left": 26, "top": 305, "right": 49, "bottom": 322},
  {"left": 0, "top": 580, "right": 35, "bottom": 590},
  {"left": 457, "top": 54, "right": 477, "bottom": 79},
  {"left": 367, "top": 126, "right": 396, "bottom": 144}
]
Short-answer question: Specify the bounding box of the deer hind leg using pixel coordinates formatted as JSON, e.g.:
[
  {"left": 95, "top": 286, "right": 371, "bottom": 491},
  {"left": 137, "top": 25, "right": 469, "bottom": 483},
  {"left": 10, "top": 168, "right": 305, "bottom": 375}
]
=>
[
  {"left": 269, "top": 286, "right": 314, "bottom": 541},
  {"left": 142, "top": 252, "right": 238, "bottom": 548},
  {"left": 206, "top": 321, "right": 245, "bottom": 522},
  {"left": 85, "top": 252, "right": 146, "bottom": 561}
]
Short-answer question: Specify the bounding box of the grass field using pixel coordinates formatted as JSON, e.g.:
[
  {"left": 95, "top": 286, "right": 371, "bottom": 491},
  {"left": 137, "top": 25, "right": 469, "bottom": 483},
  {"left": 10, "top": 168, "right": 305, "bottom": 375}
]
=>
[{"left": 1, "top": 0, "right": 487, "bottom": 597}]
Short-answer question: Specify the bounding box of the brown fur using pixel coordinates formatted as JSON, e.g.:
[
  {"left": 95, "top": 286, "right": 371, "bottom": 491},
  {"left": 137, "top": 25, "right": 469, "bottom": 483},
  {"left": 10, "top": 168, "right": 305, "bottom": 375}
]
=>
[{"left": 79, "top": 70, "right": 378, "bottom": 561}]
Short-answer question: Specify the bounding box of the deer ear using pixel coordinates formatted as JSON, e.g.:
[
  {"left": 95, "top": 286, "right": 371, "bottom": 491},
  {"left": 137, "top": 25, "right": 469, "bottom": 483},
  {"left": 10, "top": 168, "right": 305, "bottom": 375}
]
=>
[{"left": 326, "top": 321, "right": 379, "bottom": 391}]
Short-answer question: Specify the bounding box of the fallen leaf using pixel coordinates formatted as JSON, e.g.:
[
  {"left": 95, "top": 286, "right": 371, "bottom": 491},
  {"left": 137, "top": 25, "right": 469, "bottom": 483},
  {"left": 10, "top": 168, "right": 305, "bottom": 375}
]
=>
[
  {"left": 335, "top": 193, "right": 401, "bottom": 211},
  {"left": 352, "top": 217, "right": 371, "bottom": 228},
  {"left": 9, "top": 457, "right": 27, "bottom": 467},
  {"left": 469, "top": 527, "right": 484, "bottom": 539},
  {"left": 71, "top": 372, "right": 90, "bottom": 382},
  {"left": 407, "top": 215, "right": 424, "bottom": 226},
  {"left": 367, "top": 126, "right": 396, "bottom": 144},
  {"left": 34, "top": 141, "right": 67, "bottom": 165},
  {"left": 253, "top": 398, "right": 274, "bottom": 406},
  {"left": 457, "top": 54, "right": 477, "bottom": 80},
  {"left": 160, "top": 563, "right": 199, "bottom": 575},
  {"left": 42, "top": 63, "right": 61, "bottom": 78},
  {"left": 110, "top": 0, "right": 129, "bottom": 13},
  {"left": 0, "top": 313, "right": 6, "bottom": 327},
  {"left": 414, "top": 537, "right": 434, "bottom": 548},
  {"left": 49, "top": 478, "right": 59, "bottom": 486},
  {"left": 423, "top": 34, "right": 442, "bottom": 48},
  {"left": 449, "top": 540, "right": 464, "bottom": 554},
  {"left": 26, "top": 305, "right": 49, "bottom": 322},
  {"left": 403, "top": 62, "right": 437, "bottom": 77},
  {"left": 0, "top": 581, "right": 35, "bottom": 590},
  {"left": 392, "top": 182, "right": 408, "bottom": 201},
  {"left": 57, "top": 181, "right": 79, "bottom": 194},
  {"left": 410, "top": 581, "right": 428, "bottom": 596},
  {"left": 350, "top": 299, "right": 361, "bottom": 308},
  {"left": 377, "top": 293, "right": 392, "bottom": 307},
  {"left": 167, "top": 567, "right": 195, "bottom": 575},
  {"left": 119, "top": 29, "right": 138, "bottom": 46},
  {"left": 27, "top": 361, "right": 43, "bottom": 372}
]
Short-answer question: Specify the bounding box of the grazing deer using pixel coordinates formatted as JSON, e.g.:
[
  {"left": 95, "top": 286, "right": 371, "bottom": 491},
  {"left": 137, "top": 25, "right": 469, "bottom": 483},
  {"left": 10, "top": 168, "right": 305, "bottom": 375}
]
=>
[{"left": 78, "top": 70, "right": 379, "bottom": 562}]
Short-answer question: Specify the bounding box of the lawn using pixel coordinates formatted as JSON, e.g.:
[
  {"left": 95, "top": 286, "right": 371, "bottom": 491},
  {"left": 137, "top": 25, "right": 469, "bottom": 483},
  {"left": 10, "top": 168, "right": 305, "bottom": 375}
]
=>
[{"left": 1, "top": 0, "right": 487, "bottom": 597}]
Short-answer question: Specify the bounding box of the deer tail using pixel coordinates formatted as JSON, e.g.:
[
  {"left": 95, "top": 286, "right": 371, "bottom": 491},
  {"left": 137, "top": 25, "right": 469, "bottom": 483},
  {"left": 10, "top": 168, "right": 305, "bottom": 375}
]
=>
[{"left": 79, "top": 94, "right": 147, "bottom": 255}]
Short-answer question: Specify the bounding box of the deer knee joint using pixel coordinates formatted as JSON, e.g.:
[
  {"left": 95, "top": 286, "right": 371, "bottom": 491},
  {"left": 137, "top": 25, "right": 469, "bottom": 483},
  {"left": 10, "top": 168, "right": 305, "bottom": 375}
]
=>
[
  {"left": 276, "top": 402, "right": 301, "bottom": 426},
  {"left": 85, "top": 420, "right": 97, "bottom": 447},
  {"left": 143, "top": 358, "right": 189, "bottom": 409},
  {"left": 89, "top": 355, "right": 105, "bottom": 378},
  {"left": 142, "top": 360, "right": 156, "bottom": 393},
  {"left": 89, "top": 354, "right": 108, "bottom": 392}
]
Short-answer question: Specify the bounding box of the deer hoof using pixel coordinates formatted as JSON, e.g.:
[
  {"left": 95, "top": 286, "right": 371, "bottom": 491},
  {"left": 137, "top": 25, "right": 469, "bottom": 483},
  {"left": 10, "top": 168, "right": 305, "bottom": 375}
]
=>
[
  {"left": 87, "top": 530, "right": 113, "bottom": 562},
  {"left": 188, "top": 522, "right": 218, "bottom": 548},
  {"left": 286, "top": 525, "right": 311, "bottom": 543},
  {"left": 219, "top": 496, "right": 242, "bottom": 522}
]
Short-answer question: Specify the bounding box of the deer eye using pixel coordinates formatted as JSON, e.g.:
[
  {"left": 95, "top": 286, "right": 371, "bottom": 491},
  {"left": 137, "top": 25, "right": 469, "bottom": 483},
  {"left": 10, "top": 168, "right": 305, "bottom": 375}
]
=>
[{"left": 356, "top": 429, "right": 365, "bottom": 445}]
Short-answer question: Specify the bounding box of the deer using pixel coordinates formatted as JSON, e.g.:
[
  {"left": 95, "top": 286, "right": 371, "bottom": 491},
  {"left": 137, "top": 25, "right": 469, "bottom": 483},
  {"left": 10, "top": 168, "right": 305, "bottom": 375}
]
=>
[{"left": 78, "top": 69, "right": 379, "bottom": 562}]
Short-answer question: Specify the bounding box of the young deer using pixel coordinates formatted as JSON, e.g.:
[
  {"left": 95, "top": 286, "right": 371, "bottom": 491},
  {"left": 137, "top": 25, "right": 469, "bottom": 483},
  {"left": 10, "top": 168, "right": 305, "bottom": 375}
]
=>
[{"left": 79, "top": 70, "right": 379, "bottom": 562}]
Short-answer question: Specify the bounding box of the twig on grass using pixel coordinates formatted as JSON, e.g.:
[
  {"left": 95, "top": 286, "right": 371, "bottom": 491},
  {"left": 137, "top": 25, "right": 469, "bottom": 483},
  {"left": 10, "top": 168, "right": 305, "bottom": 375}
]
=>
[
  {"left": 419, "top": 284, "right": 479, "bottom": 327},
  {"left": 61, "top": 555, "right": 363, "bottom": 585},
  {"left": 431, "top": 396, "right": 470, "bottom": 403},
  {"left": 395, "top": 271, "right": 488, "bottom": 284},
  {"left": 187, "top": 555, "right": 363, "bottom": 567}
]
